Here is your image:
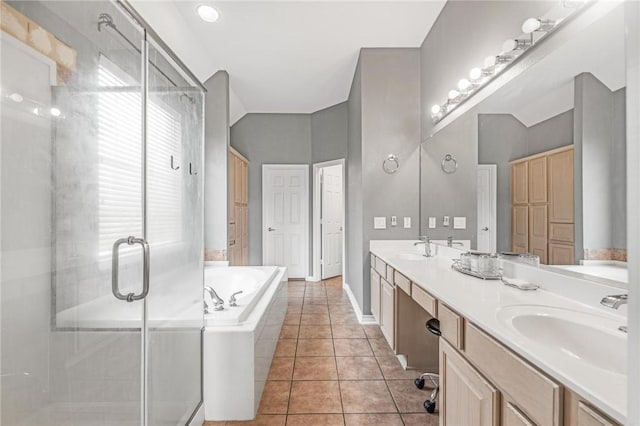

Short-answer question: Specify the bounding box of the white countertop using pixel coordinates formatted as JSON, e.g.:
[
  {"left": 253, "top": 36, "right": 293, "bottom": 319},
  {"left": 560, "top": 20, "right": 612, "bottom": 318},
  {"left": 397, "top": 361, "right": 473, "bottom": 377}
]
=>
[{"left": 370, "top": 240, "right": 627, "bottom": 424}]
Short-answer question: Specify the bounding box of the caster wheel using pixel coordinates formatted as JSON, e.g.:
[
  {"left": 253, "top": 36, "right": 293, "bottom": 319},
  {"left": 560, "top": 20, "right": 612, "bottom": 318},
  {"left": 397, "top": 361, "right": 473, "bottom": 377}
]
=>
[
  {"left": 414, "top": 377, "right": 425, "bottom": 389},
  {"left": 424, "top": 400, "right": 436, "bottom": 414}
]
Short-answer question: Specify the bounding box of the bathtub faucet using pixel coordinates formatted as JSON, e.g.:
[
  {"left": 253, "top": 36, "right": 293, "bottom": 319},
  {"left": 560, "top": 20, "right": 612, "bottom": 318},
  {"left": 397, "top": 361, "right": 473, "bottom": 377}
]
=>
[
  {"left": 229, "top": 291, "right": 244, "bottom": 307},
  {"left": 204, "top": 286, "right": 224, "bottom": 313}
]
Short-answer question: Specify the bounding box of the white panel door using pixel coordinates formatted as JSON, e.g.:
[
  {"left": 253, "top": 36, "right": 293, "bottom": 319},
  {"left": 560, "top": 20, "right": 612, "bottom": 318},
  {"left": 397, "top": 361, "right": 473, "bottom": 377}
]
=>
[
  {"left": 263, "top": 165, "right": 309, "bottom": 278},
  {"left": 477, "top": 165, "right": 497, "bottom": 253},
  {"left": 321, "top": 165, "right": 343, "bottom": 279}
]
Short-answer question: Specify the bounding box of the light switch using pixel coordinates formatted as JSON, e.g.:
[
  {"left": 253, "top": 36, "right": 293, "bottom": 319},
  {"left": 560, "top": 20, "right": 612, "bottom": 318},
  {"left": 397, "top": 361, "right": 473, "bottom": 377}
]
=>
[
  {"left": 403, "top": 217, "right": 411, "bottom": 228},
  {"left": 428, "top": 217, "right": 436, "bottom": 229},
  {"left": 374, "top": 217, "right": 387, "bottom": 229},
  {"left": 453, "top": 216, "right": 467, "bottom": 229},
  {"left": 391, "top": 216, "right": 398, "bottom": 226},
  {"left": 443, "top": 216, "right": 450, "bottom": 227}
]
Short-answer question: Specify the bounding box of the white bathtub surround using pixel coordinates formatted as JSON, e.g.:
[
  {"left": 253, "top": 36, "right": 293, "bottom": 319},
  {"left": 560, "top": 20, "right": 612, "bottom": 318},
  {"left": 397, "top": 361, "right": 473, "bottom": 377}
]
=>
[
  {"left": 547, "top": 260, "right": 628, "bottom": 286},
  {"left": 203, "top": 266, "right": 288, "bottom": 421},
  {"left": 370, "top": 240, "right": 627, "bottom": 424}
]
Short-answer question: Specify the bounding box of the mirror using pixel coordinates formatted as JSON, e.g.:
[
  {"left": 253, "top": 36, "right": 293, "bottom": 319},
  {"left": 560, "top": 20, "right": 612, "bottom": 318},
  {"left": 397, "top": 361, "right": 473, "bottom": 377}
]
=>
[{"left": 420, "top": 3, "right": 628, "bottom": 286}]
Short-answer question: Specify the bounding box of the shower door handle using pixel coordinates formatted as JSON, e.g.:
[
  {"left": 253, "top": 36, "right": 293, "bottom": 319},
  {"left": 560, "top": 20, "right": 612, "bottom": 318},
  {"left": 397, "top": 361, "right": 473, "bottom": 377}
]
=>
[{"left": 112, "top": 236, "right": 150, "bottom": 302}]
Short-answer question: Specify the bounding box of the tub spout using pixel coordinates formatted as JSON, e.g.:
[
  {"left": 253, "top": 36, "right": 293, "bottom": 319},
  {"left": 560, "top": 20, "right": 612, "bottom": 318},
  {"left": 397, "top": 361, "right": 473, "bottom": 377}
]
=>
[
  {"left": 205, "top": 286, "right": 224, "bottom": 312},
  {"left": 229, "top": 291, "right": 244, "bottom": 307}
]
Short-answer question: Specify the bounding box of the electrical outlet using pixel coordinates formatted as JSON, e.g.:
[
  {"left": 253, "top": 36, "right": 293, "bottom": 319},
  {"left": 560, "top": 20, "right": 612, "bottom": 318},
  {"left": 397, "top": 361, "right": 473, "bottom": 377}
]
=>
[
  {"left": 391, "top": 216, "right": 397, "bottom": 226},
  {"left": 443, "top": 216, "right": 450, "bottom": 227},
  {"left": 428, "top": 217, "right": 436, "bottom": 229}
]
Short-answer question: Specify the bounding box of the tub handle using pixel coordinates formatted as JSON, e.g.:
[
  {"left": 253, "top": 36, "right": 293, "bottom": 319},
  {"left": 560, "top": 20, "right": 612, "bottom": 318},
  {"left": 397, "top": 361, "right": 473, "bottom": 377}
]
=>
[
  {"left": 229, "top": 291, "right": 243, "bottom": 307},
  {"left": 112, "top": 236, "right": 150, "bottom": 302}
]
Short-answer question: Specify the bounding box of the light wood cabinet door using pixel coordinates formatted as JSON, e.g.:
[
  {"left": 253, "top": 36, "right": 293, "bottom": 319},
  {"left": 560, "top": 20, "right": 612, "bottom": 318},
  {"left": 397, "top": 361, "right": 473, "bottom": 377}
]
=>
[
  {"left": 370, "top": 268, "right": 381, "bottom": 324},
  {"left": 380, "top": 278, "right": 395, "bottom": 351},
  {"left": 529, "top": 205, "right": 548, "bottom": 264},
  {"left": 440, "top": 339, "right": 499, "bottom": 426},
  {"left": 511, "top": 162, "right": 528, "bottom": 205},
  {"left": 234, "top": 156, "right": 243, "bottom": 204},
  {"left": 528, "top": 157, "right": 547, "bottom": 204},
  {"left": 503, "top": 400, "right": 535, "bottom": 426},
  {"left": 577, "top": 402, "right": 618, "bottom": 426},
  {"left": 512, "top": 206, "right": 529, "bottom": 253},
  {"left": 548, "top": 149, "right": 574, "bottom": 223},
  {"left": 549, "top": 242, "right": 575, "bottom": 265}
]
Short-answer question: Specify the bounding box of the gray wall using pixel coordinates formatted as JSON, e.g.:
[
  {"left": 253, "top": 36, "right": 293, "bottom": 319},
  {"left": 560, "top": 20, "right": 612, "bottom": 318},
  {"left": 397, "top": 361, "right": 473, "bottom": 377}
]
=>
[
  {"left": 477, "top": 111, "right": 574, "bottom": 252},
  {"left": 204, "top": 71, "right": 230, "bottom": 256},
  {"left": 419, "top": 1, "right": 554, "bottom": 138},
  {"left": 345, "top": 48, "right": 421, "bottom": 315},
  {"left": 311, "top": 102, "right": 348, "bottom": 164}
]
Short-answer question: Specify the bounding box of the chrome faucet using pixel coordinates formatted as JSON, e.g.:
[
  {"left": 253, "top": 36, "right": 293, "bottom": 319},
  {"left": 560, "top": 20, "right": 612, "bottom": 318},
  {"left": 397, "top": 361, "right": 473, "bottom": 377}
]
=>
[
  {"left": 600, "top": 294, "right": 628, "bottom": 309},
  {"left": 414, "top": 236, "right": 432, "bottom": 257},
  {"left": 229, "top": 291, "right": 243, "bottom": 307},
  {"left": 204, "top": 286, "right": 224, "bottom": 313}
]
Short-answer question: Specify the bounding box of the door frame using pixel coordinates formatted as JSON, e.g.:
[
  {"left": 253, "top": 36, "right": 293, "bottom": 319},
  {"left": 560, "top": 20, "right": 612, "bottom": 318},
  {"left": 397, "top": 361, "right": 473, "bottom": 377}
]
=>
[
  {"left": 477, "top": 164, "right": 497, "bottom": 253},
  {"left": 262, "top": 164, "right": 310, "bottom": 278},
  {"left": 311, "top": 159, "right": 346, "bottom": 282}
]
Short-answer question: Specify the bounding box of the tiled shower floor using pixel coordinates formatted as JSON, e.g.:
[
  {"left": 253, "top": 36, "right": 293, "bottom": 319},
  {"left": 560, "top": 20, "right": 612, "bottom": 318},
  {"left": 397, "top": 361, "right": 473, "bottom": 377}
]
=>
[{"left": 205, "top": 277, "right": 439, "bottom": 426}]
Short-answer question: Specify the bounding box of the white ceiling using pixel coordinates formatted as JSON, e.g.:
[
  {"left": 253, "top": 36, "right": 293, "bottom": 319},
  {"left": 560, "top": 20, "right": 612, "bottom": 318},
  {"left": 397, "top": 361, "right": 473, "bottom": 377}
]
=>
[{"left": 131, "top": 1, "right": 446, "bottom": 123}]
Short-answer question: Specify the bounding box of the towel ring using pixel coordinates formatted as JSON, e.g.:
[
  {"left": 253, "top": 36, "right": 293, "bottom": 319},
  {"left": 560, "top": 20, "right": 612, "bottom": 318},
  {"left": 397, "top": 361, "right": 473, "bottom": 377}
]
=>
[
  {"left": 383, "top": 154, "right": 400, "bottom": 174},
  {"left": 441, "top": 154, "right": 458, "bottom": 174}
]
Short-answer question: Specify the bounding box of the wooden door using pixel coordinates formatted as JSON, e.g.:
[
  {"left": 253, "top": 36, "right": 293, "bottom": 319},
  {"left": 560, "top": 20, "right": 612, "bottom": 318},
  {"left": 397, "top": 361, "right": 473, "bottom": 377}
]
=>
[
  {"left": 528, "top": 157, "right": 547, "bottom": 204},
  {"left": 529, "top": 205, "right": 548, "bottom": 264},
  {"left": 440, "top": 339, "right": 499, "bottom": 426},
  {"left": 549, "top": 242, "right": 574, "bottom": 265},
  {"left": 511, "top": 162, "right": 528, "bottom": 205},
  {"left": 548, "top": 149, "right": 574, "bottom": 223},
  {"left": 380, "top": 278, "right": 395, "bottom": 351},
  {"left": 512, "top": 206, "right": 529, "bottom": 253}
]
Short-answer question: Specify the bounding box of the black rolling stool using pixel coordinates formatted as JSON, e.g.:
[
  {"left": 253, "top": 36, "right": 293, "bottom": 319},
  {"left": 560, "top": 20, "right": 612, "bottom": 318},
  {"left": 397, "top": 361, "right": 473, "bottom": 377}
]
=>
[{"left": 414, "top": 318, "right": 441, "bottom": 413}]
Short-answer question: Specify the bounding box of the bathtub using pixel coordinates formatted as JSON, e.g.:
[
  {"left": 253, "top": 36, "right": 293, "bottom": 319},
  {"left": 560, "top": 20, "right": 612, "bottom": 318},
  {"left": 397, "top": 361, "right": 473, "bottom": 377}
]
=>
[{"left": 203, "top": 265, "right": 288, "bottom": 422}]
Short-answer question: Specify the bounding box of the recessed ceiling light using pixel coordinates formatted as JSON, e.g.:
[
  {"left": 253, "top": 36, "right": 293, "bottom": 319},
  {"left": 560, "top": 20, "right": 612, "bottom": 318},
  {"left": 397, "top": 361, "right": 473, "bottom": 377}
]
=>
[
  {"left": 197, "top": 5, "right": 220, "bottom": 23},
  {"left": 50, "top": 107, "right": 61, "bottom": 117}
]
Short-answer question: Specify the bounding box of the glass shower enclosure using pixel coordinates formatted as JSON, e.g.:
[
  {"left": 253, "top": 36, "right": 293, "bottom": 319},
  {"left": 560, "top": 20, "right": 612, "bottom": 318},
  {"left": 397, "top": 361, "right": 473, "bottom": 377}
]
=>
[{"left": 1, "top": 1, "right": 204, "bottom": 425}]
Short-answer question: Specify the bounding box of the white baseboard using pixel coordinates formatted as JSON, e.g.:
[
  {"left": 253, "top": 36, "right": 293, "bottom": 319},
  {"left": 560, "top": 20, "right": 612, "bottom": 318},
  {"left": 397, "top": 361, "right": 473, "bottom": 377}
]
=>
[
  {"left": 342, "top": 282, "right": 377, "bottom": 325},
  {"left": 306, "top": 275, "right": 321, "bottom": 282}
]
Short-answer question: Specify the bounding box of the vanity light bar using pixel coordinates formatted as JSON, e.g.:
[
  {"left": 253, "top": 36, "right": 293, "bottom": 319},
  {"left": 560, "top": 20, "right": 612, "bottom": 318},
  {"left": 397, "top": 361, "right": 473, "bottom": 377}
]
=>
[{"left": 430, "top": 2, "right": 589, "bottom": 125}]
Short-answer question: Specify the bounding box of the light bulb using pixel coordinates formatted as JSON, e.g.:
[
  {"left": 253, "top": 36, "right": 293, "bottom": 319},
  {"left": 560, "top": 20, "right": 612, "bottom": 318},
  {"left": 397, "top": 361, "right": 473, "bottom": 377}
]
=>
[
  {"left": 448, "top": 89, "right": 460, "bottom": 100},
  {"left": 484, "top": 55, "right": 497, "bottom": 68},
  {"left": 503, "top": 39, "right": 518, "bottom": 52},
  {"left": 431, "top": 104, "right": 441, "bottom": 115},
  {"left": 50, "top": 107, "right": 61, "bottom": 117},
  {"left": 196, "top": 4, "right": 220, "bottom": 22},
  {"left": 522, "top": 18, "right": 541, "bottom": 34},
  {"left": 9, "top": 93, "right": 23, "bottom": 103},
  {"left": 469, "top": 67, "right": 482, "bottom": 81},
  {"left": 33, "top": 107, "right": 39, "bottom": 115},
  {"left": 458, "top": 79, "right": 471, "bottom": 91}
]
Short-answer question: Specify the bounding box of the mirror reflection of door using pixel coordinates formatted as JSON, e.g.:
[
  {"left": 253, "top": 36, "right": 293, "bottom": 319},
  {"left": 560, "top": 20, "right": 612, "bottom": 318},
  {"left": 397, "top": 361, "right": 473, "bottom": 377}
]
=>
[
  {"left": 321, "top": 164, "right": 343, "bottom": 279},
  {"left": 477, "top": 165, "right": 497, "bottom": 253}
]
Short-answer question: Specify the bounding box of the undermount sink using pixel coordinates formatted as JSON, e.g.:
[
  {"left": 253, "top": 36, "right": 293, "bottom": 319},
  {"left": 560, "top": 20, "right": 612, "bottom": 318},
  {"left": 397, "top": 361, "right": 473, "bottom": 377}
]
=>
[
  {"left": 394, "top": 253, "right": 426, "bottom": 261},
  {"left": 497, "top": 305, "right": 626, "bottom": 375}
]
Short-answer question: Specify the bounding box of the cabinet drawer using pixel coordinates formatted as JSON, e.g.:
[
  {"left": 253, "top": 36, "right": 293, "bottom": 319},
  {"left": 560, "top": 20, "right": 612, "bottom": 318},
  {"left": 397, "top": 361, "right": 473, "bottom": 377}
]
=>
[
  {"left": 549, "top": 222, "right": 574, "bottom": 243},
  {"left": 439, "top": 304, "right": 463, "bottom": 349},
  {"left": 374, "top": 257, "right": 387, "bottom": 276},
  {"left": 411, "top": 284, "right": 436, "bottom": 317},
  {"left": 385, "top": 265, "right": 394, "bottom": 283},
  {"left": 394, "top": 271, "right": 411, "bottom": 295},
  {"left": 464, "top": 322, "right": 561, "bottom": 426},
  {"left": 577, "top": 402, "right": 618, "bottom": 426}
]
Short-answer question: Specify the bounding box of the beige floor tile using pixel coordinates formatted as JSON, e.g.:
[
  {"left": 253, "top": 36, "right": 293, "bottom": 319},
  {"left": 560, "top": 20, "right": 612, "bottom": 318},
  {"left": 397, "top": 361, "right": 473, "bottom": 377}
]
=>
[
  {"left": 298, "top": 325, "right": 332, "bottom": 339},
  {"left": 362, "top": 325, "right": 383, "bottom": 339},
  {"left": 284, "top": 314, "right": 301, "bottom": 325},
  {"left": 288, "top": 281, "right": 307, "bottom": 289},
  {"left": 288, "top": 381, "right": 342, "bottom": 414},
  {"left": 293, "top": 357, "right": 338, "bottom": 380},
  {"left": 401, "top": 413, "right": 439, "bottom": 426},
  {"left": 275, "top": 339, "right": 298, "bottom": 357},
  {"left": 268, "top": 358, "right": 295, "bottom": 381},
  {"left": 376, "top": 357, "right": 419, "bottom": 380},
  {"left": 285, "top": 414, "right": 344, "bottom": 426},
  {"left": 331, "top": 325, "right": 365, "bottom": 339},
  {"left": 296, "top": 339, "right": 335, "bottom": 357},
  {"left": 287, "top": 305, "right": 302, "bottom": 315},
  {"left": 258, "top": 381, "right": 291, "bottom": 414},
  {"left": 220, "top": 415, "right": 287, "bottom": 426},
  {"left": 288, "top": 289, "right": 306, "bottom": 297},
  {"left": 336, "top": 357, "right": 383, "bottom": 380},
  {"left": 288, "top": 297, "right": 304, "bottom": 306},
  {"left": 386, "top": 380, "right": 431, "bottom": 413},
  {"left": 328, "top": 305, "right": 354, "bottom": 315},
  {"left": 300, "top": 313, "right": 331, "bottom": 325},
  {"left": 343, "top": 414, "right": 403, "bottom": 426},
  {"left": 339, "top": 380, "right": 397, "bottom": 413},
  {"left": 367, "top": 338, "right": 395, "bottom": 357},
  {"left": 303, "top": 297, "right": 328, "bottom": 305},
  {"left": 333, "top": 339, "right": 373, "bottom": 357},
  {"left": 280, "top": 325, "right": 300, "bottom": 339},
  {"left": 302, "top": 305, "right": 329, "bottom": 315},
  {"left": 328, "top": 313, "right": 360, "bottom": 326}
]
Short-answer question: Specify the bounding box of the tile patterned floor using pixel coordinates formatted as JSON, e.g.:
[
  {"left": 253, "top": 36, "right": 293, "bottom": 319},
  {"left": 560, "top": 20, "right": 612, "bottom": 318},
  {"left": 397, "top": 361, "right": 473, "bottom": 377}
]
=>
[{"left": 205, "top": 277, "right": 439, "bottom": 426}]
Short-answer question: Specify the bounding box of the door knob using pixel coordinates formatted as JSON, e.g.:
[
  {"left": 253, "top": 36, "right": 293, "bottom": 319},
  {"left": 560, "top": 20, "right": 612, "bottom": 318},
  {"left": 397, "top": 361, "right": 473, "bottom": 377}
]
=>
[
  {"left": 481, "top": 227, "right": 489, "bottom": 231},
  {"left": 268, "top": 227, "right": 276, "bottom": 232}
]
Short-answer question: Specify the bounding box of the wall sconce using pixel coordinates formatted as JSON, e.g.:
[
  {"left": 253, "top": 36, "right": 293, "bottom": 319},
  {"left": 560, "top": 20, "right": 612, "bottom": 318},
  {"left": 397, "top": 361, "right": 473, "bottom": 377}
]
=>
[
  {"left": 502, "top": 38, "right": 532, "bottom": 54},
  {"left": 522, "top": 18, "right": 556, "bottom": 34}
]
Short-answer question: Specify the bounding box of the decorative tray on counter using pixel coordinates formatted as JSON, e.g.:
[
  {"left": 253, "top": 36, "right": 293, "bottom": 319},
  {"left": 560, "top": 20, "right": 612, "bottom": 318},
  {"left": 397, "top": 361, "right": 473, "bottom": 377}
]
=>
[{"left": 451, "top": 259, "right": 502, "bottom": 280}]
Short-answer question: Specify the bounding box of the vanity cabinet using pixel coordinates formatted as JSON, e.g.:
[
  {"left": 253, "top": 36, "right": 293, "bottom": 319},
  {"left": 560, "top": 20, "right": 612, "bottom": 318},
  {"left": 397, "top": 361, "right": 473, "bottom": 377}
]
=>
[
  {"left": 370, "top": 268, "right": 381, "bottom": 323},
  {"left": 380, "top": 277, "right": 395, "bottom": 350}
]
